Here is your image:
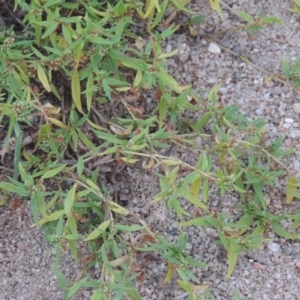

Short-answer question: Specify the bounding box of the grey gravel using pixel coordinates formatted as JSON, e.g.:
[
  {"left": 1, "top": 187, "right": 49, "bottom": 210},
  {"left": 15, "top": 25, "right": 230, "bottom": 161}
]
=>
[
  {"left": 283, "top": 246, "right": 296, "bottom": 256},
  {"left": 267, "top": 242, "right": 281, "bottom": 253}
]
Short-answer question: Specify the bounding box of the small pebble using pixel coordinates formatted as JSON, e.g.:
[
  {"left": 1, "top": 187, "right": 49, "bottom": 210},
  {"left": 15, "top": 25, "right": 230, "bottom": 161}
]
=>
[
  {"left": 278, "top": 127, "right": 287, "bottom": 133},
  {"left": 290, "top": 130, "right": 300, "bottom": 138},
  {"left": 208, "top": 43, "right": 221, "bottom": 54},
  {"left": 255, "top": 108, "right": 263, "bottom": 115},
  {"left": 293, "top": 103, "right": 300, "bottom": 114},
  {"left": 201, "top": 39, "right": 207, "bottom": 45},
  {"left": 283, "top": 246, "right": 295, "bottom": 256},
  {"left": 267, "top": 242, "right": 281, "bottom": 253},
  {"left": 220, "top": 87, "right": 228, "bottom": 94},
  {"left": 274, "top": 86, "right": 282, "bottom": 94},
  {"left": 285, "top": 118, "right": 294, "bottom": 123},
  {"left": 165, "top": 44, "right": 172, "bottom": 53}
]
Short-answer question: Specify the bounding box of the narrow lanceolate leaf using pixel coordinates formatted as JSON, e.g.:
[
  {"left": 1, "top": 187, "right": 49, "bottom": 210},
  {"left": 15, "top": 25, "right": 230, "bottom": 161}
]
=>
[
  {"left": 181, "top": 188, "right": 208, "bottom": 211},
  {"left": 192, "top": 175, "right": 202, "bottom": 198},
  {"left": 37, "top": 65, "right": 51, "bottom": 92},
  {"left": 0, "top": 182, "right": 18, "bottom": 193},
  {"left": 271, "top": 222, "right": 298, "bottom": 239},
  {"left": 41, "top": 164, "right": 66, "bottom": 179},
  {"left": 209, "top": 0, "right": 223, "bottom": 20},
  {"left": 177, "top": 280, "right": 192, "bottom": 292},
  {"left": 202, "top": 178, "right": 210, "bottom": 201},
  {"left": 163, "top": 262, "right": 176, "bottom": 283},
  {"left": 67, "top": 278, "right": 87, "bottom": 298},
  {"left": 286, "top": 176, "right": 298, "bottom": 203},
  {"left": 48, "top": 117, "right": 67, "bottom": 128},
  {"left": 226, "top": 252, "right": 238, "bottom": 279},
  {"left": 30, "top": 210, "right": 65, "bottom": 227},
  {"left": 84, "top": 220, "right": 111, "bottom": 241},
  {"left": 64, "top": 183, "right": 77, "bottom": 215},
  {"left": 236, "top": 10, "right": 254, "bottom": 23},
  {"left": 71, "top": 70, "right": 83, "bottom": 113},
  {"left": 68, "top": 239, "right": 78, "bottom": 262},
  {"left": 86, "top": 73, "right": 94, "bottom": 111}
]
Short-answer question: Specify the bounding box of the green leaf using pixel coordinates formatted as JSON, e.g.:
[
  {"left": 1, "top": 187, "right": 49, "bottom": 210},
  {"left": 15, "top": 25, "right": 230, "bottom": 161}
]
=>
[
  {"left": 53, "top": 267, "right": 68, "bottom": 289},
  {"left": 185, "top": 256, "right": 207, "bottom": 268},
  {"left": 41, "top": 165, "right": 66, "bottom": 179},
  {"left": 226, "top": 252, "right": 238, "bottom": 278},
  {"left": 271, "top": 222, "right": 298, "bottom": 239},
  {"left": 163, "top": 261, "right": 176, "bottom": 283},
  {"left": 261, "top": 16, "right": 283, "bottom": 25},
  {"left": 197, "top": 152, "right": 209, "bottom": 170},
  {"left": 77, "top": 157, "right": 84, "bottom": 176},
  {"left": 13, "top": 126, "right": 22, "bottom": 180},
  {"left": 65, "top": 234, "right": 82, "bottom": 240},
  {"left": 181, "top": 188, "right": 208, "bottom": 211},
  {"left": 209, "top": 0, "right": 223, "bottom": 20},
  {"left": 208, "top": 83, "right": 221, "bottom": 103},
  {"left": 172, "top": 0, "right": 195, "bottom": 14},
  {"left": 177, "top": 280, "right": 192, "bottom": 292},
  {"left": 102, "top": 79, "right": 112, "bottom": 100},
  {"left": 236, "top": 10, "right": 254, "bottom": 23},
  {"left": 71, "top": 70, "right": 83, "bottom": 113},
  {"left": 233, "top": 289, "right": 243, "bottom": 300},
  {"left": 286, "top": 176, "right": 298, "bottom": 203},
  {"left": 64, "top": 184, "right": 77, "bottom": 215},
  {"left": 85, "top": 220, "right": 111, "bottom": 241},
  {"left": 192, "top": 175, "right": 202, "bottom": 198},
  {"left": 236, "top": 213, "right": 253, "bottom": 234},
  {"left": 19, "top": 162, "right": 34, "bottom": 185},
  {"left": 0, "top": 182, "right": 18, "bottom": 193},
  {"left": 86, "top": 73, "right": 94, "bottom": 111},
  {"left": 30, "top": 210, "right": 65, "bottom": 226},
  {"left": 68, "top": 239, "right": 78, "bottom": 262},
  {"left": 37, "top": 65, "right": 51, "bottom": 92},
  {"left": 93, "top": 130, "right": 125, "bottom": 145},
  {"left": 42, "top": 21, "right": 58, "bottom": 39},
  {"left": 189, "top": 15, "right": 206, "bottom": 25},
  {"left": 62, "top": 24, "right": 73, "bottom": 45},
  {"left": 77, "top": 128, "right": 98, "bottom": 152},
  {"left": 202, "top": 178, "right": 209, "bottom": 202},
  {"left": 193, "top": 112, "right": 212, "bottom": 132},
  {"left": 179, "top": 216, "right": 212, "bottom": 227},
  {"left": 149, "top": 0, "right": 168, "bottom": 29},
  {"left": 67, "top": 277, "right": 87, "bottom": 298},
  {"left": 218, "top": 231, "right": 230, "bottom": 252},
  {"left": 91, "top": 288, "right": 102, "bottom": 300}
]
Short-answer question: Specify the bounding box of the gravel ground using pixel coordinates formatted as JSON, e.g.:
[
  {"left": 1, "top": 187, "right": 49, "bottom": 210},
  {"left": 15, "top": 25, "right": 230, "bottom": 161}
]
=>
[{"left": 1, "top": 0, "right": 300, "bottom": 299}]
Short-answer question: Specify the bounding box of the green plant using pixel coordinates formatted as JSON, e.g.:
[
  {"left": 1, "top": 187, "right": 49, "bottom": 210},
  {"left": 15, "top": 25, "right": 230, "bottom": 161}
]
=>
[
  {"left": 282, "top": 57, "right": 300, "bottom": 87},
  {"left": 290, "top": 0, "right": 300, "bottom": 16},
  {"left": 1, "top": 1, "right": 300, "bottom": 299}
]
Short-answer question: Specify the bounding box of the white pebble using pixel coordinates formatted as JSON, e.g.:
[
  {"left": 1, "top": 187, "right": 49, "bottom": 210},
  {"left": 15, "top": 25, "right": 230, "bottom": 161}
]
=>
[
  {"left": 208, "top": 43, "right": 221, "bottom": 54},
  {"left": 166, "top": 44, "right": 172, "bottom": 53},
  {"left": 219, "top": 87, "right": 228, "bottom": 94},
  {"left": 285, "top": 118, "right": 294, "bottom": 123},
  {"left": 293, "top": 103, "right": 300, "bottom": 114},
  {"left": 267, "top": 242, "right": 281, "bottom": 253},
  {"left": 255, "top": 108, "right": 263, "bottom": 115}
]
